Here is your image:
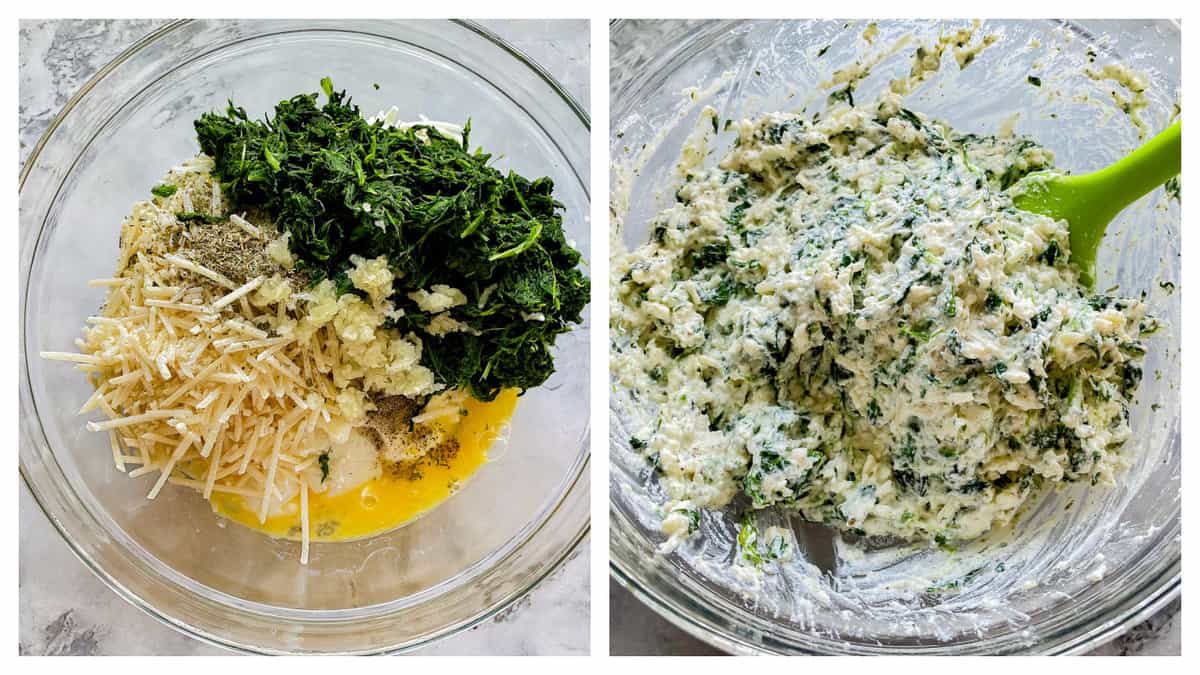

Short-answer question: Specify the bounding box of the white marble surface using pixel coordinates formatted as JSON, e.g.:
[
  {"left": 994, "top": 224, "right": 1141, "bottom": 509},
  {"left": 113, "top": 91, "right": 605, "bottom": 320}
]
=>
[{"left": 18, "top": 18, "right": 590, "bottom": 656}]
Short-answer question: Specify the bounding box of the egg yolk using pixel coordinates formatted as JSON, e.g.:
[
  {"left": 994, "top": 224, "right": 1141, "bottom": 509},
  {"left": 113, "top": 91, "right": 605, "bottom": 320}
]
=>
[{"left": 210, "top": 389, "right": 518, "bottom": 541}]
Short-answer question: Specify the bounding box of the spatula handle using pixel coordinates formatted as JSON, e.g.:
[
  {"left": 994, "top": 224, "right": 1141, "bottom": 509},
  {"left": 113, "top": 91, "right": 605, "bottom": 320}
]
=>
[{"left": 1086, "top": 121, "right": 1181, "bottom": 212}]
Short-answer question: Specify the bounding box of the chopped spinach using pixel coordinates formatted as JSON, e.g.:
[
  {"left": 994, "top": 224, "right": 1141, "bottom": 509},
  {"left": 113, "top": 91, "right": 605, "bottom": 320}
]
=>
[
  {"left": 828, "top": 86, "right": 855, "bottom": 107},
  {"left": 318, "top": 451, "right": 331, "bottom": 483},
  {"left": 700, "top": 277, "right": 739, "bottom": 307},
  {"left": 175, "top": 211, "right": 225, "bottom": 224},
  {"left": 194, "top": 79, "right": 588, "bottom": 401},
  {"left": 736, "top": 517, "right": 789, "bottom": 567},
  {"left": 691, "top": 241, "right": 730, "bottom": 268},
  {"left": 866, "top": 398, "right": 882, "bottom": 423},
  {"left": 984, "top": 289, "right": 1003, "bottom": 312},
  {"left": 1039, "top": 239, "right": 1061, "bottom": 266},
  {"left": 898, "top": 108, "right": 925, "bottom": 130}
]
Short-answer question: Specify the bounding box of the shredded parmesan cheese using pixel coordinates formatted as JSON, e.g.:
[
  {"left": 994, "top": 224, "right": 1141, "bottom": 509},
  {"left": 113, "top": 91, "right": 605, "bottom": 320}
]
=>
[
  {"left": 42, "top": 155, "right": 451, "bottom": 563},
  {"left": 300, "top": 482, "right": 311, "bottom": 564},
  {"left": 212, "top": 276, "right": 264, "bottom": 310}
]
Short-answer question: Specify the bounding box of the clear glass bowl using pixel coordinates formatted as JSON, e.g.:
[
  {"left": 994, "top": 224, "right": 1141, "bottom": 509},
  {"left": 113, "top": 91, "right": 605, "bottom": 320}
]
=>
[
  {"left": 609, "top": 19, "right": 1179, "bottom": 655},
  {"left": 20, "top": 19, "right": 590, "bottom": 654}
]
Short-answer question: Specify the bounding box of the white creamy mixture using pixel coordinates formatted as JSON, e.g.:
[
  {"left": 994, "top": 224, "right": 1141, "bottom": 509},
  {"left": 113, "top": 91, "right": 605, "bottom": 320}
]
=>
[{"left": 611, "top": 91, "right": 1157, "bottom": 549}]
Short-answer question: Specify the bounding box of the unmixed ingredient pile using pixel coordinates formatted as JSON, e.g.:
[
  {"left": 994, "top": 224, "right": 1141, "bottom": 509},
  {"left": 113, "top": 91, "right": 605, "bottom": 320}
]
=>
[
  {"left": 611, "top": 87, "right": 1156, "bottom": 550},
  {"left": 196, "top": 78, "right": 589, "bottom": 401},
  {"left": 44, "top": 79, "right": 587, "bottom": 562}
]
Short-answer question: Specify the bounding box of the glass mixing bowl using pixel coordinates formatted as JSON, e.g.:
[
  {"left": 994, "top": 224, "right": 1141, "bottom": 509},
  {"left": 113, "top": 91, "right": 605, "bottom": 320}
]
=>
[
  {"left": 609, "top": 19, "right": 1179, "bottom": 655},
  {"left": 20, "top": 19, "right": 590, "bottom": 654}
]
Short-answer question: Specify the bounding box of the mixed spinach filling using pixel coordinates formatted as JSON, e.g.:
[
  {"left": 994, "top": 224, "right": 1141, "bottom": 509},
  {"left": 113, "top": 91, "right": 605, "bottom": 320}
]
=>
[{"left": 612, "top": 96, "right": 1156, "bottom": 544}]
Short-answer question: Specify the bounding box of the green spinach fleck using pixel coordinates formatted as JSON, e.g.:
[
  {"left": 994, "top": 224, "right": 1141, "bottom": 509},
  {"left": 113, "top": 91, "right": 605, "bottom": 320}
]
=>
[
  {"left": 1039, "top": 239, "right": 1061, "bottom": 266},
  {"left": 318, "top": 451, "right": 331, "bottom": 483},
  {"left": 175, "top": 211, "right": 225, "bottom": 224}
]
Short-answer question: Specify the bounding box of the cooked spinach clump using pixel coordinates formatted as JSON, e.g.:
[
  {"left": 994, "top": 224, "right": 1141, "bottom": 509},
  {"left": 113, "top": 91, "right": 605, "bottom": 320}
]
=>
[{"left": 194, "top": 78, "right": 588, "bottom": 400}]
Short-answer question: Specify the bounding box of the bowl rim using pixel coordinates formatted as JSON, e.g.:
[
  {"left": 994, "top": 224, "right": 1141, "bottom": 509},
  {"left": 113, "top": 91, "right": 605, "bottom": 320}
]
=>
[
  {"left": 607, "top": 17, "right": 1181, "bottom": 656},
  {"left": 19, "top": 17, "right": 591, "bottom": 655},
  {"left": 610, "top": 510, "right": 1180, "bottom": 655}
]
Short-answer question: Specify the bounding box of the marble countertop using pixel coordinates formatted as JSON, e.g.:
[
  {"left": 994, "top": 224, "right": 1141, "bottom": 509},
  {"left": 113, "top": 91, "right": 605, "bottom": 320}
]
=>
[{"left": 18, "top": 18, "right": 589, "bottom": 656}]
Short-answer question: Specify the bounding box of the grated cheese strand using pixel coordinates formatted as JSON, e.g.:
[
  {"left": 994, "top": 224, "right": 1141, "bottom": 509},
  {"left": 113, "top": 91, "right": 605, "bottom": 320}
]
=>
[
  {"left": 41, "top": 159, "right": 445, "bottom": 564},
  {"left": 300, "top": 482, "right": 311, "bottom": 565}
]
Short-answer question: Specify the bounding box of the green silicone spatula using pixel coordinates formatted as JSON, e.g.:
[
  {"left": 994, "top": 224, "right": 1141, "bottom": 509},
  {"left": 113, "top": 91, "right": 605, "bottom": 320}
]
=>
[{"left": 1010, "top": 120, "right": 1181, "bottom": 287}]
